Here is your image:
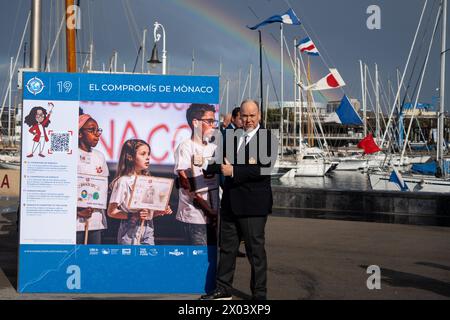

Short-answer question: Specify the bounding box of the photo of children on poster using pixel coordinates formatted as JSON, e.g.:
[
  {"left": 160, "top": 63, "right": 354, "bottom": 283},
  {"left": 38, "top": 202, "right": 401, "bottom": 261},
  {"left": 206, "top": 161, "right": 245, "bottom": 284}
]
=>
[{"left": 21, "top": 101, "right": 219, "bottom": 246}]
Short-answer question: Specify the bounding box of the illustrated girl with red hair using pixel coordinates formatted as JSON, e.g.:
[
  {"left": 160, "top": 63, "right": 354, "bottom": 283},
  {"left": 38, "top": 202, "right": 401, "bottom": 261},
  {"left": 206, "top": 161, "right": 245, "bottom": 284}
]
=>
[{"left": 24, "top": 102, "right": 54, "bottom": 158}]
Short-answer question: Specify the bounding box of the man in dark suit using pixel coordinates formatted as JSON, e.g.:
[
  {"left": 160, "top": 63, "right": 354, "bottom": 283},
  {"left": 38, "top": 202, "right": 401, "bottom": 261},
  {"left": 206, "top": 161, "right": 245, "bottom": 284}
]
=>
[
  {"left": 200, "top": 99, "right": 277, "bottom": 300},
  {"left": 224, "top": 106, "right": 245, "bottom": 258},
  {"left": 219, "top": 113, "right": 232, "bottom": 134},
  {"left": 226, "top": 107, "right": 243, "bottom": 130}
]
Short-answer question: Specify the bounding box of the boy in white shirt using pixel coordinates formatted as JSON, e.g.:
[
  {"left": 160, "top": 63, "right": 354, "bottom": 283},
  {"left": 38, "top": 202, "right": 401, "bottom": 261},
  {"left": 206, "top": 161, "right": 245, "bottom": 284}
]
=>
[{"left": 174, "top": 104, "right": 219, "bottom": 245}]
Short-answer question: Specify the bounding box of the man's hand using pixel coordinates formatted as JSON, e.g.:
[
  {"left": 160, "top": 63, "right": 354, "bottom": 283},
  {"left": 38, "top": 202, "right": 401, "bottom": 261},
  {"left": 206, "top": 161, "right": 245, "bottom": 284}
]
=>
[
  {"left": 221, "top": 157, "right": 233, "bottom": 177},
  {"left": 139, "top": 209, "right": 154, "bottom": 221},
  {"left": 178, "top": 171, "right": 191, "bottom": 191},
  {"left": 193, "top": 194, "right": 216, "bottom": 218},
  {"left": 154, "top": 206, "right": 173, "bottom": 218}
]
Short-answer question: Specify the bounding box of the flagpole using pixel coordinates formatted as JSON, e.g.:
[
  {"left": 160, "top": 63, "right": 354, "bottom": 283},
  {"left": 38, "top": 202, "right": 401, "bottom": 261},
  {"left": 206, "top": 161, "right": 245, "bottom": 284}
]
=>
[
  {"left": 293, "top": 38, "right": 297, "bottom": 149},
  {"left": 307, "top": 56, "right": 313, "bottom": 146},
  {"left": 437, "top": 0, "right": 447, "bottom": 177},
  {"left": 364, "top": 64, "right": 368, "bottom": 137},
  {"left": 248, "top": 63, "right": 252, "bottom": 99},
  {"left": 359, "top": 60, "right": 367, "bottom": 137},
  {"left": 375, "top": 63, "right": 380, "bottom": 142},
  {"left": 259, "top": 30, "right": 264, "bottom": 125},
  {"left": 297, "top": 54, "right": 303, "bottom": 153},
  {"left": 280, "top": 23, "right": 284, "bottom": 159}
]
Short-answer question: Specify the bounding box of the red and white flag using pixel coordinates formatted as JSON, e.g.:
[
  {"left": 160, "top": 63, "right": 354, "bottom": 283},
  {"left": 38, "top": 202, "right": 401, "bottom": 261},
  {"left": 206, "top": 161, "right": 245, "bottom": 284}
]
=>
[
  {"left": 297, "top": 37, "right": 320, "bottom": 56},
  {"left": 298, "top": 68, "right": 346, "bottom": 91}
]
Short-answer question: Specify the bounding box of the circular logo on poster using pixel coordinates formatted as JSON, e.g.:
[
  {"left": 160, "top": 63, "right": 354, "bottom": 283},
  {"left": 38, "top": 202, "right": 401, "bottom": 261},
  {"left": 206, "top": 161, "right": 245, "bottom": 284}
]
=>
[
  {"left": 93, "top": 192, "right": 99, "bottom": 200},
  {"left": 26, "top": 77, "right": 45, "bottom": 95},
  {"left": 81, "top": 190, "right": 88, "bottom": 199}
]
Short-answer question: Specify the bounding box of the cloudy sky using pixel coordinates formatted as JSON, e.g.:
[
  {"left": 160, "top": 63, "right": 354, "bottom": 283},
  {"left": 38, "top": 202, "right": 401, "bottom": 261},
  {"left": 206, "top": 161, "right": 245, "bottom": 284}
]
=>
[{"left": 0, "top": 0, "right": 448, "bottom": 114}]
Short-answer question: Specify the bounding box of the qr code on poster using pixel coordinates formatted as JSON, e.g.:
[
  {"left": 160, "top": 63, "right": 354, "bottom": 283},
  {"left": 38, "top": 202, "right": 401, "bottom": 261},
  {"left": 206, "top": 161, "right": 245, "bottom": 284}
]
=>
[{"left": 49, "top": 132, "right": 72, "bottom": 153}]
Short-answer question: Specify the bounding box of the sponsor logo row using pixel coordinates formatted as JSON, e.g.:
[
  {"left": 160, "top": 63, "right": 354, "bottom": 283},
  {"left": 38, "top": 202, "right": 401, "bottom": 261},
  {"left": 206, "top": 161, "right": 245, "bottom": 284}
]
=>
[{"left": 87, "top": 247, "right": 208, "bottom": 257}]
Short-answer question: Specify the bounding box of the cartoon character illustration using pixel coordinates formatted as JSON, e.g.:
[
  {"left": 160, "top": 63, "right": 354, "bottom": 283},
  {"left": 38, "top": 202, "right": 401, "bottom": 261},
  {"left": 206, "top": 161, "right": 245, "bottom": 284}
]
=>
[{"left": 24, "top": 102, "right": 54, "bottom": 158}]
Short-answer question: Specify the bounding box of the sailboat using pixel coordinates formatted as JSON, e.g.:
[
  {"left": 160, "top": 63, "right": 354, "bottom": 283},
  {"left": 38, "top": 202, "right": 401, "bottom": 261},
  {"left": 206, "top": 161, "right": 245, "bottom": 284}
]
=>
[
  {"left": 275, "top": 31, "right": 351, "bottom": 178},
  {"left": 369, "top": 168, "right": 450, "bottom": 192},
  {"left": 369, "top": 0, "right": 449, "bottom": 193},
  {"left": 0, "top": 152, "right": 20, "bottom": 170},
  {"left": 275, "top": 143, "right": 336, "bottom": 177},
  {"left": 0, "top": 16, "right": 26, "bottom": 170}
]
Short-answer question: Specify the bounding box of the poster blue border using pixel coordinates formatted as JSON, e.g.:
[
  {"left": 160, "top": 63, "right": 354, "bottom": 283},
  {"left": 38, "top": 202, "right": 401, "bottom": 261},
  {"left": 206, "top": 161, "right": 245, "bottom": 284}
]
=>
[
  {"left": 18, "top": 245, "right": 217, "bottom": 293},
  {"left": 19, "top": 72, "right": 220, "bottom": 294},
  {"left": 23, "top": 72, "right": 219, "bottom": 103}
]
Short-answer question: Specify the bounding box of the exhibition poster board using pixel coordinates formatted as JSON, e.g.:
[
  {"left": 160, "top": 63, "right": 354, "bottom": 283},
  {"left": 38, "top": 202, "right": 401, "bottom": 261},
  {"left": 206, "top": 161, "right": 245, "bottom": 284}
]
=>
[{"left": 18, "top": 72, "right": 219, "bottom": 293}]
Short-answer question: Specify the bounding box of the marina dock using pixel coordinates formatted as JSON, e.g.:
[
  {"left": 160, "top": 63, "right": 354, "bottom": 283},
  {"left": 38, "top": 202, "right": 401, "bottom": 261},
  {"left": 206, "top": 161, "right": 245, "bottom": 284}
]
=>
[
  {"left": 272, "top": 186, "right": 450, "bottom": 226},
  {"left": 1, "top": 212, "right": 449, "bottom": 299}
]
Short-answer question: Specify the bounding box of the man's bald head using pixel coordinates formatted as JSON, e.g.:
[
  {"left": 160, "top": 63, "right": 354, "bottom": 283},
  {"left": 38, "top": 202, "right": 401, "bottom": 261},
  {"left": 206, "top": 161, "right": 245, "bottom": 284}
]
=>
[{"left": 240, "top": 99, "right": 261, "bottom": 131}]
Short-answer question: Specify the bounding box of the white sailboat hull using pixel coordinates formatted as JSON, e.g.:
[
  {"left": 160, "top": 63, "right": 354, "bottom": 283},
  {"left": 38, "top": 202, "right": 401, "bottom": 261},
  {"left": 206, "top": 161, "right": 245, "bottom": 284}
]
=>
[
  {"left": 369, "top": 172, "right": 450, "bottom": 193},
  {"left": 334, "top": 158, "right": 367, "bottom": 171},
  {"left": 293, "top": 161, "right": 333, "bottom": 177},
  {"left": 0, "top": 162, "right": 20, "bottom": 170},
  {"left": 364, "top": 154, "right": 412, "bottom": 170},
  {"left": 409, "top": 155, "right": 431, "bottom": 164}
]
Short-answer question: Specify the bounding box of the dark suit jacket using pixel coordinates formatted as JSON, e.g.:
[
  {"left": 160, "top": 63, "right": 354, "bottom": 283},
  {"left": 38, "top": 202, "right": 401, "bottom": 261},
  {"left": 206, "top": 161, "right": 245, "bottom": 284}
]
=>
[{"left": 205, "top": 127, "right": 276, "bottom": 217}]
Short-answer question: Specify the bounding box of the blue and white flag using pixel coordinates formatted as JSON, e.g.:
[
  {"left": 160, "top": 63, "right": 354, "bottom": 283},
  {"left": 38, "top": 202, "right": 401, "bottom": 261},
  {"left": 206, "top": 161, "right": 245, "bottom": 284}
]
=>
[
  {"left": 247, "top": 8, "right": 301, "bottom": 30},
  {"left": 324, "top": 95, "right": 363, "bottom": 125},
  {"left": 389, "top": 168, "right": 409, "bottom": 191},
  {"left": 297, "top": 37, "right": 320, "bottom": 56}
]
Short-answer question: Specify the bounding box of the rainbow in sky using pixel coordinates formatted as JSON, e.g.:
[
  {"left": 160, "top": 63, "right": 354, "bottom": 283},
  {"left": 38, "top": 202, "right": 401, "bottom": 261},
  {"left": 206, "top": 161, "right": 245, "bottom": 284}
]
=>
[{"left": 172, "top": 0, "right": 341, "bottom": 102}]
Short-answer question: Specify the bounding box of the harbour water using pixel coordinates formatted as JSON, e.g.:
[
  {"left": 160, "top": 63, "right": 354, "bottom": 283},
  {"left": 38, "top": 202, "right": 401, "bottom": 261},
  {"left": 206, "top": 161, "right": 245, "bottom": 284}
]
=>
[{"left": 272, "top": 171, "right": 371, "bottom": 191}]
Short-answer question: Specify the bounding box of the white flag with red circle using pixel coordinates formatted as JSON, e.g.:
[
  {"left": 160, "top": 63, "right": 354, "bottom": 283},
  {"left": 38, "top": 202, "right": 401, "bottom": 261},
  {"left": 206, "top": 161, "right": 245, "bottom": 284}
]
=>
[{"left": 299, "top": 68, "right": 346, "bottom": 91}]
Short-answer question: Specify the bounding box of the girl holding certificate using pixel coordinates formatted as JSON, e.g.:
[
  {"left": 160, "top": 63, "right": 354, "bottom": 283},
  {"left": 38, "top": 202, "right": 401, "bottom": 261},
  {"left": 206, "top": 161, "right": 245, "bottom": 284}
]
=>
[
  {"left": 77, "top": 111, "right": 109, "bottom": 244},
  {"left": 108, "top": 139, "right": 172, "bottom": 245}
]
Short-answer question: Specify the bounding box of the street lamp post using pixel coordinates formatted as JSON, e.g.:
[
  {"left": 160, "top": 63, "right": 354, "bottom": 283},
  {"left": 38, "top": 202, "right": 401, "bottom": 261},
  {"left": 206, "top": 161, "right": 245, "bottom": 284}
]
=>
[{"left": 153, "top": 21, "right": 166, "bottom": 75}]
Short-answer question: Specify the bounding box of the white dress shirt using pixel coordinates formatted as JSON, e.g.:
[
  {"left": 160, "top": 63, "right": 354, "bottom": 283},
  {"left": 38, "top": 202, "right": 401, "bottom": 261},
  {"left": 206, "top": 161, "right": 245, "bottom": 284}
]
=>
[{"left": 238, "top": 124, "right": 260, "bottom": 150}]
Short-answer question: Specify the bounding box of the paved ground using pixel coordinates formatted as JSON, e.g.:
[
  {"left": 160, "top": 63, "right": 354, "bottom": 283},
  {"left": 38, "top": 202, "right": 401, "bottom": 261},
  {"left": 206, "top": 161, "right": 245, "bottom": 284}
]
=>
[{"left": 1, "top": 211, "right": 450, "bottom": 300}]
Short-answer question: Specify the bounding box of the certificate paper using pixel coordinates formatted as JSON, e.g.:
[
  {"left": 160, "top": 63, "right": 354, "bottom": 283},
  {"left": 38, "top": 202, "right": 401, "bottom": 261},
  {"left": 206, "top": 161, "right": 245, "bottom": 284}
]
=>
[
  {"left": 77, "top": 174, "right": 108, "bottom": 209},
  {"left": 128, "top": 176, "right": 174, "bottom": 211}
]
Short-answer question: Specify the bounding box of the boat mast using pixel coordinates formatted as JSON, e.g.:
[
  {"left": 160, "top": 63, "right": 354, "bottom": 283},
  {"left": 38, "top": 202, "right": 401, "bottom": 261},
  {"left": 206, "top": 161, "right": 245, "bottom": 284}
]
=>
[
  {"left": 380, "top": 1, "right": 429, "bottom": 149},
  {"left": 89, "top": 42, "right": 94, "bottom": 71},
  {"left": 141, "top": 29, "right": 147, "bottom": 73},
  {"left": 191, "top": 49, "right": 195, "bottom": 75},
  {"left": 248, "top": 63, "right": 253, "bottom": 99},
  {"left": 237, "top": 68, "right": 241, "bottom": 106},
  {"left": 65, "top": 0, "right": 77, "bottom": 72},
  {"left": 259, "top": 31, "right": 264, "bottom": 125},
  {"left": 265, "top": 84, "right": 269, "bottom": 126},
  {"left": 437, "top": 0, "right": 447, "bottom": 176},
  {"left": 359, "top": 60, "right": 367, "bottom": 137},
  {"left": 375, "top": 63, "right": 380, "bottom": 143},
  {"left": 280, "top": 23, "right": 284, "bottom": 159},
  {"left": 307, "top": 57, "right": 313, "bottom": 146},
  {"left": 226, "top": 79, "right": 230, "bottom": 114},
  {"left": 8, "top": 57, "right": 13, "bottom": 145},
  {"left": 293, "top": 39, "right": 297, "bottom": 149},
  {"left": 298, "top": 57, "right": 303, "bottom": 151},
  {"left": 30, "top": 0, "right": 41, "bottom": 71}
]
